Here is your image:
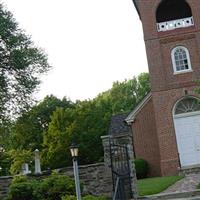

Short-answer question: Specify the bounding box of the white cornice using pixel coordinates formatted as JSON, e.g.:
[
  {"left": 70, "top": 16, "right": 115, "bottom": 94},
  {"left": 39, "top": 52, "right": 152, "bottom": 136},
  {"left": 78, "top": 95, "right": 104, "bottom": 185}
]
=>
[{"left": 125, "top": 92, "right": 152, "bottom": 124}]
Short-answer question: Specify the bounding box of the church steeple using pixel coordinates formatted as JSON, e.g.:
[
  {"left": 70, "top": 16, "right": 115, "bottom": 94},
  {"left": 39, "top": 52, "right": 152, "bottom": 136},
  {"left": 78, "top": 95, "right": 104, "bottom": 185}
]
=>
[{"left": 130, "top": 0, "right": 200, "bottom": 176}]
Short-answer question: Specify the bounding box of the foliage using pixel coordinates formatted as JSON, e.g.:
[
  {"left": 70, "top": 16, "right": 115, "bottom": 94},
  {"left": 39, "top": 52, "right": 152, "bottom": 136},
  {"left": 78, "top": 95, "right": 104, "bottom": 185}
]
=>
[
  {"left": 82, "top": 195, "right": 108, "bottom": 200},
  {"left": 0, "top": 121, "right": 12, "bottom": 149},
  {"left": 134, "top": 158, "right": 149, "bottom": 179},
  {"left": 61, "top": 196, "right": 76, "bottom": 200},
  {"left": 137, "top": 176, "right": 183, "bottom": 196},
  {"left": 8, "top": 149, "right": 33, "bottom": 175},
  {"left": 66, "top": 99, "right": 110, "bottom": 165},
  {"left": 62, "top": 195, "right": 108, "bottom": 200},
  {"left": 104, "top": 73, "right": 150, "bottom": 114},
  {"left": 10, "top": 95, "right": 74, "bottom": 151},
  {"left": 6, "top": 174, "right": 76, "bottom": 200},
  {"left": 42, "top": 107, "right": 74, "bottom": 168},
  {"left": 0, "top": 4, "right": 50, "bottom": 122},
  {"left": 42, "top": 73, "right": 150, "bottom": 167},
  {"left": 0, "top": 151, "right": 11, "bottom": 176},
  {"left": 12, "top": 175, "right": 29, "bottom": 184},
  {"left": 6, "top": 181, "right": 37, "bottom": 200},
  {"left": 5, "top": 176, "right": 38, "bottom": 200},
  {"left": 8, "top": 73, "right": 150, "bottom": 170},
  {"left": 36, "top": 173, "right": 76, "bottom": 200}
]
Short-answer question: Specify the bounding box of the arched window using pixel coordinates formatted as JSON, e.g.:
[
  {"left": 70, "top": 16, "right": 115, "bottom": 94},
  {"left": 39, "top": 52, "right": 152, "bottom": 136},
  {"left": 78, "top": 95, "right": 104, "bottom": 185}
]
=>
[
  {"left": 171, "top": 46, "right": 192, "bottom": 74},
  {"left": 174, "top": 97, "right": 200, "bottom": 115}
]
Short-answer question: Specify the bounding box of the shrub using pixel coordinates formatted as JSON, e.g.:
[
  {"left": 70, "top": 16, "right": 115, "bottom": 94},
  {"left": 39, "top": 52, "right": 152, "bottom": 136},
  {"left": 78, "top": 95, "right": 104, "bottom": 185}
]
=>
[
  {"left": 134, "top": 158, "right": 149, "bottom": 179},
  {"left": 11, "top": 175, "right": 29, "bottom": 184},
  {"left": 61, "top": 195, "right": 76, "bottom": 200},
  {"left": 0, "top": 152, "right": 11, "bottom": 176},
  {"left": 82, "top": 195, "right": 108, "bottom": 200},
  {"left": 62, "top": 195, "right": 107, "bottom": 200},
  {"left": 5, "top": 176, "right": 38, "bottom": 200},
  {"left": 37, "top": 173, "right": 76, "bottom": 200},
  {"left": 5, "top": 174, "right": 77, "bottom": 200}
]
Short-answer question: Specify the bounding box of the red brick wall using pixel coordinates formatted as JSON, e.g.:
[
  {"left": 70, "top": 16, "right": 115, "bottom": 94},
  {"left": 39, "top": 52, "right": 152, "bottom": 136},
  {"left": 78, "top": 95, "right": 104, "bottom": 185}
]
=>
[
  {"left": 138, "top": 0, "right": 200, "bottom": 40},
  {"left": 152, "top": 87, "right": 200, "bottom": 176},
  {"left": 135, "top": 0, "right": 200, "bottom": 176},
  {"left": 145, "top": 34, "right": 200, "bottom": 92},
  {"left": 138, "top": 0, "right": 200, "bottom": 93},
  {"left": 132, "top": 98, "right": 161, "bottom": 177}
]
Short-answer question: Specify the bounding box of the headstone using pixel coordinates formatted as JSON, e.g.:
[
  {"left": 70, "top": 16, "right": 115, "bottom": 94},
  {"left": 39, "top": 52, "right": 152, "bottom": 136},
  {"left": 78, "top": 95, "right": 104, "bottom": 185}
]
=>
[
  {"left": 21, "top": 163, "right": 31, "bottom": 175},
  {"left": 34, "top": 149, "right": 42, "bottom": 174}
]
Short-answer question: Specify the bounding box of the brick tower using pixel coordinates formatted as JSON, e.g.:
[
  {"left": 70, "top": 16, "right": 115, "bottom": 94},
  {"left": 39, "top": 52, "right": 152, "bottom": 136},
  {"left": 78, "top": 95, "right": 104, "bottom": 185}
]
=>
[{"left": 128, "top": 0, "right": 200, "bottom": 176}]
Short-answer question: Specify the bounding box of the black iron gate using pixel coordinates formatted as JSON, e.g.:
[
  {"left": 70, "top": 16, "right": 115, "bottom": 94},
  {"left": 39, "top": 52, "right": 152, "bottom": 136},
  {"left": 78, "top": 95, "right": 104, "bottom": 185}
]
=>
[{"left": 110, "top": 141, "right": 133, "bottom": 200}]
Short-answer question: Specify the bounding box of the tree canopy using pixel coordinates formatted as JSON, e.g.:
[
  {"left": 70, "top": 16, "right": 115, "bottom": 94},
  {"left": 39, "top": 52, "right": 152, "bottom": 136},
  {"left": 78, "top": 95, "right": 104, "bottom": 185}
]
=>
[
  {"left": 0, "top": 4, "right": 50, "bottom": 122},
  {"left": 8, "top": 73, "right": 150, "bottom": 171},
  {"left": 0, "top": 3, "right": 151, "bottom": 174},
  {"left": 10, "top": 95, "right": 74, "bottom": 151}
]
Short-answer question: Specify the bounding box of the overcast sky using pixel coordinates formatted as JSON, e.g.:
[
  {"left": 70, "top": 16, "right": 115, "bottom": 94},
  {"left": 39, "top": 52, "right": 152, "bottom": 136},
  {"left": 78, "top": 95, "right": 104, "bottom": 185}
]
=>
[{"left": 1, "top": 0, "right": 148, "bottom": 101}]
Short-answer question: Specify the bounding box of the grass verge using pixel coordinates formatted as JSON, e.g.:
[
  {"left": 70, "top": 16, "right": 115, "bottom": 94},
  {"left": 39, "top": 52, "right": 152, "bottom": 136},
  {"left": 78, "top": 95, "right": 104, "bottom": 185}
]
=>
[{"left": 137, "top": 176, "right": 183, "bottom": 196}]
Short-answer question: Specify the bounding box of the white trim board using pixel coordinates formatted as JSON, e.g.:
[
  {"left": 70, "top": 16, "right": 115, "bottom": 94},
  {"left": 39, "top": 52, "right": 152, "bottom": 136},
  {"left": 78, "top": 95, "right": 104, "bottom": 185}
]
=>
[{"left": 125, "top": 92, "right": 152, "bottom": 124}]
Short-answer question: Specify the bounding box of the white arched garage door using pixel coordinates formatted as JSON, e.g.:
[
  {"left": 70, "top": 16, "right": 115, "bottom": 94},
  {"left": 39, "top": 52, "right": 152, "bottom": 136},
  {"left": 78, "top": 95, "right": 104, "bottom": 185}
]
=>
[{"left": 174, "top": 97, "right": 200, "bottom": 167}]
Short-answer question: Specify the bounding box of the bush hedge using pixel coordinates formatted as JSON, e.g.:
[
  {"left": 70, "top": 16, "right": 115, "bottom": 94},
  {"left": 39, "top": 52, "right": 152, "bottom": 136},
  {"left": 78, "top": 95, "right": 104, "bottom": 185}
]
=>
[
  {"left": 134, "top": 158, "right": 149, "bottom": 179},
  {"left": 5, "top": 174, "right": 107, "bottom": 200},
  {"left": 62, "top": 195, "right": 107, "bottom": 200},
  {"left": 5, "top": 176, "right": 38, "bottom": 200},
  {"left": 5, "top": 174, "right": 76, "bottom": 200}
]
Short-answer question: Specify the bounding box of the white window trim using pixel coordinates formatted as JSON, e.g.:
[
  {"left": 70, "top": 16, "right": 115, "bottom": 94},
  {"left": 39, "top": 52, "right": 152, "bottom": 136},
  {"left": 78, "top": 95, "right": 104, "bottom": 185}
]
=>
[
  {"left": 173, "top": 69, "right": 193, "bottom": 75},
  {"left": 171, "top": 46, "right": 192, "bottom": 74},
  {"left": 173, "top": 96, "right": 200, "bottom": 118},
  {"left": 174, "top": 110, "right": 200, "bottom": 119}
]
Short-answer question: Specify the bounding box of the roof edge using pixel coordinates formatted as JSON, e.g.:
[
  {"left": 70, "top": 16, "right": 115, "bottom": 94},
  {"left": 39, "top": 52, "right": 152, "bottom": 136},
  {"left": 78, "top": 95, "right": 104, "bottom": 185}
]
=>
[
  {"left": 125, "top": 92, "right": 152, "bottom": 124},
  {"left": 132, "top": 0, "right": 140, "bottom": 18}
]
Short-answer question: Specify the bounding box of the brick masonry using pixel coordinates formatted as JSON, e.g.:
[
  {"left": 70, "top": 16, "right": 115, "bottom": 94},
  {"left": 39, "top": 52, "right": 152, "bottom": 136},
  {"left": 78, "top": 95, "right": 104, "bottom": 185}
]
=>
[
  {"left": 132, "top": 98, "right": 161, "bottom": 177},
  {"left": 131, "top": 0, "right": 200, "bottom": 176}
]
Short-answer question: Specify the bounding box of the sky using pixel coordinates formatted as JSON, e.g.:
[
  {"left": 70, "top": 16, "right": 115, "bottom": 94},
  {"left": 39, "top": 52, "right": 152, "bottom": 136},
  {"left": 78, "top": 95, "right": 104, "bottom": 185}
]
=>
[{"left": 1, "top": 0, "right": 148, "bottom": 102}]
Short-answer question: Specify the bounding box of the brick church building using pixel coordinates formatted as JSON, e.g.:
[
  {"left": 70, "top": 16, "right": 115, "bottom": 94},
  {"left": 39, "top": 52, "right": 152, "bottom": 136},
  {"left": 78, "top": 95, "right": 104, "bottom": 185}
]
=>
[{"left": 124, "top": 0, "right": 200, "bottom": 176}]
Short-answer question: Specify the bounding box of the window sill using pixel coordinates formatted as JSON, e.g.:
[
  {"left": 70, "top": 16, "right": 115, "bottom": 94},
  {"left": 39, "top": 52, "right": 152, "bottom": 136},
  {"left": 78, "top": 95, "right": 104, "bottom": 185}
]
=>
[{"left": 173, "top": 69, "right": 193, "bottom": 75}]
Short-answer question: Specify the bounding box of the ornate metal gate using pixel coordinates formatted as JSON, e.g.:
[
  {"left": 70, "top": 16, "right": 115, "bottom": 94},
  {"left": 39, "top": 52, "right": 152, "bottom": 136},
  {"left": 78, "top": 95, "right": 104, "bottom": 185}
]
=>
[{"left": 110, "top": 141, "right": 133, "bottom": 200}]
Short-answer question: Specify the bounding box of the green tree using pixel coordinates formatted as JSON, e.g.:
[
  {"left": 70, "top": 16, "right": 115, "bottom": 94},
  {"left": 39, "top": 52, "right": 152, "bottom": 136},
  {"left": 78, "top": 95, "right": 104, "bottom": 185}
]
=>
[
  {"left": 10, "top": 95, "right": 74, "bottom": 151},
  {"left": 42, "top": 73, "right": 150, "bottom": 168},
  {"left": 42, "top": 99, "right": 111, "bottom": 167},
  {"left": 0, "top": 4, "right": 50, "bottom": 122},
  {"left": 72, "top": 73, "right": 150, "bottom": 164},
  {"left": 104, "top": 72, "right": 150, "bottom": 114},
  {"left": 9, "top": 73, "right": 150, "bottom": 170},
  {"left": 135, "top": 73, "right": 150, "bottom": 102},
  {"left": 69, "top": 99, "right": 112, "bottom": 164},
  {"left": 8, "top": 149, "right": 32, "bottom": 175},
  {"left": 42, "top": 107, "right": 74, "bottom": 169}
]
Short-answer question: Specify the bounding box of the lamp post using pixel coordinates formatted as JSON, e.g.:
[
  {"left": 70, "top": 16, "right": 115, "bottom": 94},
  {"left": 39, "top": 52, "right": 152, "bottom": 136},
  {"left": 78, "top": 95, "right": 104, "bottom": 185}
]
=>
[{"left": 70, "top": 144, "right": 81, "bottom": 200}]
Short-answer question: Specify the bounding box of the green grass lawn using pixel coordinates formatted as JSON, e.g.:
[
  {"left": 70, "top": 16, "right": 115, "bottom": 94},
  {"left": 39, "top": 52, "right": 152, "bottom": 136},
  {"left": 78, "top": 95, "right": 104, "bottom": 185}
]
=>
[
  {"left": 137, "top": 176, "right": 183, "bottom": 196},
  {"left": 197, "top": 183, "right": 200, "bottom": 189}
]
